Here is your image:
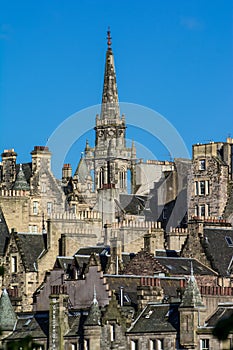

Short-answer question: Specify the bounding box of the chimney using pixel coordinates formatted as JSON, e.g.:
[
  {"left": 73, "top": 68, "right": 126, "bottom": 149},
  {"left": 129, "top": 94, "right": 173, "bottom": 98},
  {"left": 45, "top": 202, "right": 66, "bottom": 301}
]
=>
[
  {"left": 31, "top": 146, "right": 51, "bottom": 173},
  {"left": 49, "top": 286, "right": 69, "bottom": 350},
  {"left": 62, "top": 163, "right": 72, "bottom": 182},
  {"left": 1, "top": 149, "right": 17, "bottom": 189}
]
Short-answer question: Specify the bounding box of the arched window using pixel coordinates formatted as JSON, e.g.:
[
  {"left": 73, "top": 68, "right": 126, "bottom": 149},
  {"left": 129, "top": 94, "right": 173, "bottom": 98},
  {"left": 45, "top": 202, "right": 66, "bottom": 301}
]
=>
[
  {"left": 99, "top": 167, "right": 104, "bottom": 188},
  {"left": 119, "top": 168, "right": 126, "bottom": 189}
]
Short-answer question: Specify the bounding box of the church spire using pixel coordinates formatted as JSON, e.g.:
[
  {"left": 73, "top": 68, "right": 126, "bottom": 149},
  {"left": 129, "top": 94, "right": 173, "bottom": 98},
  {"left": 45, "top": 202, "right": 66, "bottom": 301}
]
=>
[{"left": 101, "top": 28, "right": 120, "bottom": 119}]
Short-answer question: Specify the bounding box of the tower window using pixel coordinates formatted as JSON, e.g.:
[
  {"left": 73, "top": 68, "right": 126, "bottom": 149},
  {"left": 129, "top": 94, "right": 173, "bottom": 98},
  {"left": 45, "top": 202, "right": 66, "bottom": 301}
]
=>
[
  {"left": 199, "top": 159, "right": 206, "bottom": 170},
  {"left": 99, "top": 168, "right": 104, "bottom": 188}
]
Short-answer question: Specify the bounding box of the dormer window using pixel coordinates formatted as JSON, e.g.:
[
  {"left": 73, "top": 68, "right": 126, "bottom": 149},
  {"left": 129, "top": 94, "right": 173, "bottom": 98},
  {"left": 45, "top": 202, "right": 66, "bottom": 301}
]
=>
[{"left": 225, "top": 236, "right": 233, "bottom": 247}]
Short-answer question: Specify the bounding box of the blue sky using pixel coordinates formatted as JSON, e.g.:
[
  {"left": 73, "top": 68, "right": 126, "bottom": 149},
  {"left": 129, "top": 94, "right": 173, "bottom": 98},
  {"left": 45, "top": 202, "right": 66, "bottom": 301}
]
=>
[{"left": 1, "top": 1, "right": 233, "bottom": 177}]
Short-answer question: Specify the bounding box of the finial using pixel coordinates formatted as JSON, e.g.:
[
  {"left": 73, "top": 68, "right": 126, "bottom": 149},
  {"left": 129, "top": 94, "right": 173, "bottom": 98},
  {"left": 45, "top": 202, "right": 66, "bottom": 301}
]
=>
[
  {"left": 190, "top": 260, "right": 195, "bottom": 281},
  {"left": 107, "top": 27, "right": 112, "bottom": 48},
  {"left": 19, "top": 163, "right": 22, "bottom": 171}
]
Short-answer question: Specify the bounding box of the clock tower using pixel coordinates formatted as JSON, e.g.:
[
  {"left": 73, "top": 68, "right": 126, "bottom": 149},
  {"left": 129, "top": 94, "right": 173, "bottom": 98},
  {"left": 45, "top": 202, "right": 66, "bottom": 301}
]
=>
[{"left": 94, "top": 30, "right": 135, "bottom": 195}]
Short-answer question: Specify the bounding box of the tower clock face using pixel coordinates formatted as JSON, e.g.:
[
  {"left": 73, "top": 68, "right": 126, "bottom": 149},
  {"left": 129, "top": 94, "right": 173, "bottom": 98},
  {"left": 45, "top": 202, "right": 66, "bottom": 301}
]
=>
[{"left": 108, "top": 129, "right": 115, "bottom": 137}]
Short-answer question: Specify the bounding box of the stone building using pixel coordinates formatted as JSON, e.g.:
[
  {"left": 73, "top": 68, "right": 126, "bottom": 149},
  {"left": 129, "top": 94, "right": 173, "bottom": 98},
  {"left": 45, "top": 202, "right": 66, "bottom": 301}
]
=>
[
  {"left": 0, "top": 146, "right": 66, "bottom": 233},
  {"left": 188, "top": 138, "right": 233, "bottom": 224}
]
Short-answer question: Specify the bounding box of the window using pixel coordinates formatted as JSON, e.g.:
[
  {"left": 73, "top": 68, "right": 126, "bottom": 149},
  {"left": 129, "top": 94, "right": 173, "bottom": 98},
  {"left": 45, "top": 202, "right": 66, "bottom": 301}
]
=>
[
  {"left": 199, "top": 159, "right": 206, "bottom": 170},
  {"left": 149, "top": 339, "right": 164, "bottom": 350},
  {"left": 71, "top": 204, "right": 76, "bottom": 214},
  {"left": 70, "top": 344, "right": 78, "bottom": 350},
  {"left": 99, "top": 168, "right": 104, "bottom": 188},
  {"left": 33, "top": 201, "right": 39, "bottom": 215},
  {"left": 47, "top": 202, "right": 52, "bottom": 215},
  {"left": 200, "top": 181, "right": 205, "bottom": 195},
  {"left": 199, "top": 204, "right": 205, "bottom": 217},
  {"left": 41, "top": 183, "right": 46, "bottom": 193},
  {"left": 194, "top": 181, "right": 209, "bottom": 196},
  {"left": 150, "top": 339, "right": 156, "bottom": 350},
  {"left": 32, "top": 225, "right": 38, "bottom": 233},
  {"left": 84, "top": 339, "right": 89, "bottom": 350},
  {"left": 131, "top": 340, "right": 139, "bottom": 350},
  {"left": 157, "top": 339, "right": 164, "bottom": 350},
  {"left": 11, "top": 256, "right": 17, "bottom": 273},
  {"left": 110, "top": 324, "right": 116, "bottom": 341},
  {"left": 200, "top": 339, "right": 209, "bottom": 350},
  {"left": 119, "top": 169, "right": 126, "bottom": 188}
]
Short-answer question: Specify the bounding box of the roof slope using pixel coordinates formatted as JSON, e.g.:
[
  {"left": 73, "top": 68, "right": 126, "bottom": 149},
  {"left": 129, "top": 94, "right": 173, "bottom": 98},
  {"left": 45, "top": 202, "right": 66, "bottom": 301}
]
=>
[
  {"left": 123, "top": 250, "right": 168, "bottom": 276},
  {"left": 15, "top": 233, "right": 45, "bottom": 271},
  {"left": 0, "top": 289, "right": 17, "bottom": 331},
  {"left": 128, "top": 303, "right": 179, "bottom": 334},
  {"left": 202, "top": 227, "right": 233, "bottom": 276},
  {"left": 0, "top": 206, "right": 10, "bottom": 256}
]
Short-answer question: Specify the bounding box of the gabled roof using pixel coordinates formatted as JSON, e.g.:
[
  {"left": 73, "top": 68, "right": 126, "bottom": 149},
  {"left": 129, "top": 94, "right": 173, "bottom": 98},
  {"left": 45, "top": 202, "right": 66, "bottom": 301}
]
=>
[
  {"left": 15, "top": 233, "right": 45, "bottom": 272},
  {"left": 128, "top": 302, "right": 179, "bottom": 334},
  {"left": 122, "top": 249, "right": 169, "bottom": 276},
  {"left": 0, "top": 206, "right": 10, "bottom": 256}
]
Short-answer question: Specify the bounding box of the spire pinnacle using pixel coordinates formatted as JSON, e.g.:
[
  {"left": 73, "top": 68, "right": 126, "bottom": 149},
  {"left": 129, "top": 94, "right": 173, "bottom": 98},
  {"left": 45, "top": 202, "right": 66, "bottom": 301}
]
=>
[
  {"left": 101, "top": 29, "right": 120, "bottom": 119},
  {"left": 107, "top": 27, "right": 112, "bottom": 49}
]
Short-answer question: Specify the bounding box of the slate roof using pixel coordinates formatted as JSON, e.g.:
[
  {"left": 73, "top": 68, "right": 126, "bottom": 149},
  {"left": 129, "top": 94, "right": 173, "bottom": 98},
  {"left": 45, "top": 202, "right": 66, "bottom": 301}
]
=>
[
  {"left": 13, "top": 164, "right": 30, "bottom": 191},
  {"left": 0, "top": 206, "right": 10, "bottom": 256},
  {"left": 5, "top": 312, "right": 49, "bottom": 341},
  {"left": 123, "top": 250, "right": 169, "bottom": 276},
  {"left": 74, "top": 246, "right": 110, "bottom": 273},
  {"left": 180, "top": 273, "right": 204, "bottom": 308},
  {"left": 16, "top": 163, "right": 32, "bottom": 184},
  {"left": 0, "top": 289, "right": 17, "bottom": 331},
  {"left": 205, "top": 304, "right": 233, "bottom": 327},
  {"left": 128, "top": 302, "right": 179, "bottom": 334},
  {"left": 201, "top": 227, "right": 233, "bottom": 276},
  {"left": 15, "top": 233, "right": 45, "bottom": 272},
  {"left": 155, "top": 257, "right": 217, "bottom": 276}
]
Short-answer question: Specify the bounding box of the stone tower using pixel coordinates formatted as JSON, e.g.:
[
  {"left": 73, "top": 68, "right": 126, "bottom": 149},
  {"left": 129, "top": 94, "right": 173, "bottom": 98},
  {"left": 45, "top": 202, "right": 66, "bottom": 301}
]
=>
[
  {"left": 179, "top": 264, "right": 205, "bottom": 349},
  {"left": 73, "top": 30, "right": 136, "bottom": 223}
]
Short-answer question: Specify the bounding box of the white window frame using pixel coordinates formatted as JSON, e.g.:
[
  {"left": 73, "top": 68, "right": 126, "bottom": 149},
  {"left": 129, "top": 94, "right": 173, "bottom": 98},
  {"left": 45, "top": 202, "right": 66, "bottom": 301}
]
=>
[
  {"left": 200, "top": 338, "right": 209, "bottom": 350},
  {"left": 47, "top": 202, "right": 52, "bottom": 215},
  {"left": 33, "top": 201, "right": 39, "bottom": 215}
]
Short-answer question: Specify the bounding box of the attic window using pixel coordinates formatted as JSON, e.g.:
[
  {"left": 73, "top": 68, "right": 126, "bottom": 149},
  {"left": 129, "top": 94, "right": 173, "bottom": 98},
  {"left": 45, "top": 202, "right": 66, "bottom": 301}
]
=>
[{"left": 225, "top": 236, "right": 233, "bottom": 247}]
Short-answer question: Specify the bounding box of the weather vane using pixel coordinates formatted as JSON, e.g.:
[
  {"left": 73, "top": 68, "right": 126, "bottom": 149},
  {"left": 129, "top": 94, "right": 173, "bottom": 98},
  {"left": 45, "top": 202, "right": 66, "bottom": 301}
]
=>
[{"left": 107, "top": 27, "right": 112, "bottom": 48}]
